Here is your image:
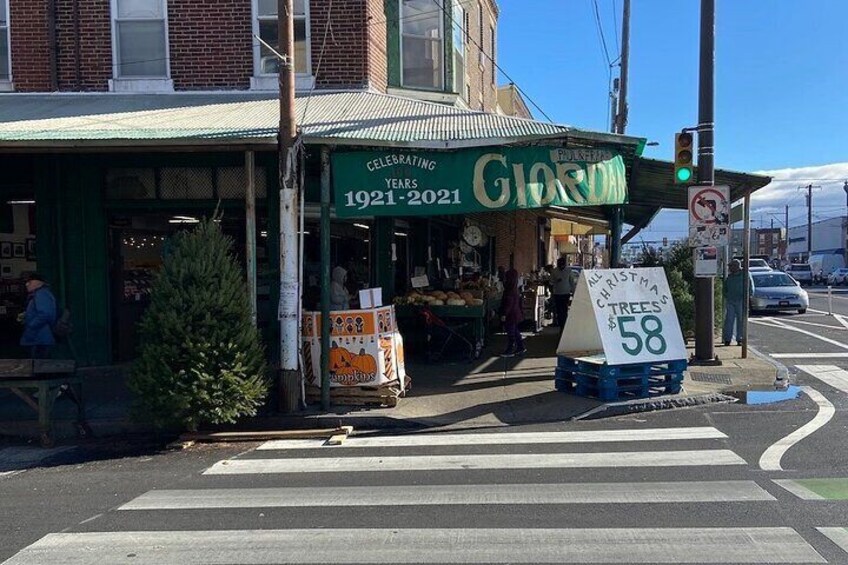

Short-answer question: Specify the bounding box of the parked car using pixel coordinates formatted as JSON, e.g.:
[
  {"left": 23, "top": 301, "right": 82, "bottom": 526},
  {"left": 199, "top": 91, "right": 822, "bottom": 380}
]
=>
[
  {"left": 827, "top": 268, "right": 848, "bottom": 286},
  {"left": 747, "top": 258, "right": 772, "bottom": 272},
  {"left": 750, "top": 272, "right": 809, "bottom": 314},
  {"left": 784, "top": 263, "right": 813, "bottom": 286}
]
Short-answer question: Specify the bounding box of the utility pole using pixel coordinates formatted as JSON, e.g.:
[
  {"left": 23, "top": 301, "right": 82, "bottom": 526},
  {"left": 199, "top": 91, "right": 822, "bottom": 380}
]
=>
[
  {"left": 806, "top": 184, "right": 813, "bottom": 261},
  {"left": 278, "top": 0, "right": 300, "bottom": 413},
  {"left": 609, "top": 0, "right": 630, "bottom": 267},
  {"left": 693, "top": 0, "right": 716, "bottom": 363},
  {"left": 785, "top": 204, "right": 789, "bottom": 261}
]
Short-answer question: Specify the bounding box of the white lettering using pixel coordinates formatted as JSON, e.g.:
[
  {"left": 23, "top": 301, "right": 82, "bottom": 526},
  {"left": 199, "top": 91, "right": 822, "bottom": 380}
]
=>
[{"left": 473, "top": 153, "right": 511, "bottom": 209}]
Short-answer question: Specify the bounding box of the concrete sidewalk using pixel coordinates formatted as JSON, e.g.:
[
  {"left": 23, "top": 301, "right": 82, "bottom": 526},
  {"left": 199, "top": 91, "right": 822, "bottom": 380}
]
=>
[{"left": 0, "top": 328, "right": 783, "bottom": 443}]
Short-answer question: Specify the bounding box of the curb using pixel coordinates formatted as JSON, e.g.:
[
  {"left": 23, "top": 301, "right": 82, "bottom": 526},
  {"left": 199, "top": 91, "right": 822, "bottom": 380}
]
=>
[
  {"left": 571, "top": 392, "right": 738, "bottom": 421},
  {"left": 747, "top": 344, "right": 790, "bottom": 384}
]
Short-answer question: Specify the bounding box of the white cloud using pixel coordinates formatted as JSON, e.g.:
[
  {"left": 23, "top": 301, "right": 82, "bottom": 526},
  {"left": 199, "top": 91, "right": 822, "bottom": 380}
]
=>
[{"left": 749, "top": 162, "right": 848, "bottom": 219}]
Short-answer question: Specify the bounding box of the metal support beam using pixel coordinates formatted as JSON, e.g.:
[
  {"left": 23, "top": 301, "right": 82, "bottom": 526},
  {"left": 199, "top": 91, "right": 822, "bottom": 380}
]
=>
[
  {"left": 742, "top": 192, "right": 751, "bottom": 359},
  {"left": 245, "top": 151, "right": 257, "bottom": 326},
  {"left": 320, "top": 146, "right": 331, "bottom": 411}
]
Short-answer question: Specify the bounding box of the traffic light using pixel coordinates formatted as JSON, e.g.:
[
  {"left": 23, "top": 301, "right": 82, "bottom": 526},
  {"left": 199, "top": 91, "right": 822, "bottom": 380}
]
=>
[{"left": 674, "top": 132, "right": 694, "bottom": 184}]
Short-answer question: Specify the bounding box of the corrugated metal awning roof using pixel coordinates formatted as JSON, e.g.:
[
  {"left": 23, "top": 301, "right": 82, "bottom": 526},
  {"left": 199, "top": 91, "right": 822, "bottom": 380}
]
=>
[{"left": 0, "top": 90, "right": 646, "bottom": 151}]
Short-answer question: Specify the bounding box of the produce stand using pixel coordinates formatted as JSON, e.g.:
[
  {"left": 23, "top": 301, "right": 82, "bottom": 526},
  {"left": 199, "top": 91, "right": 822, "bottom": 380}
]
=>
[
  {"left": 301, "top": 306, "right": 407, "bottom": 406},
  {"left": 0, "top": 359, "right": 89, "bottom": 447},
  {"left": 395, "top": 303, "right": 487, "bottom": 358}
]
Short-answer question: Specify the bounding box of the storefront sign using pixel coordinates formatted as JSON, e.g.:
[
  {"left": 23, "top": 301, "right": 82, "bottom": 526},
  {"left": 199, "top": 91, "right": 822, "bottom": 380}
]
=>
[
  {"left": 332, "top": 147, "right": 628, "bottom": 217},
  {"left": 557, "top": 268, "right": 687, "bottom": 365}
]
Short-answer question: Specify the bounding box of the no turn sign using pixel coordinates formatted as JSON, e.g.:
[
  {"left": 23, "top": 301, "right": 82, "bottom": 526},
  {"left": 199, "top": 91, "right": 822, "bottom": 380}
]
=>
[{"left": 689, "top": 185, "right": 730, "bottom": 246}]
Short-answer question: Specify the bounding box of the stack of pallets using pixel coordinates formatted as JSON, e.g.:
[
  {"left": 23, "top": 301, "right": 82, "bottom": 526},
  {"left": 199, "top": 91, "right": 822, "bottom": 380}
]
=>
[{"left": 555, "top": 355, "right": 687, "bottom": 402}]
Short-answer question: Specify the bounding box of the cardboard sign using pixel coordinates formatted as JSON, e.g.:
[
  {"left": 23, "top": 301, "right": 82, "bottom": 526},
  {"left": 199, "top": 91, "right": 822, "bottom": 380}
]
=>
[
  {"left": 359, "top": 288, "right": 383, "bottom": 309},
  {"left": 557, "top": 268, "right": 687, "bottom": 365}
]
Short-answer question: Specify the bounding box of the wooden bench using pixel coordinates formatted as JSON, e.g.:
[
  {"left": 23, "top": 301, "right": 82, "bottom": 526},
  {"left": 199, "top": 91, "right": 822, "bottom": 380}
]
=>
[{"left": 0, "top": 359, "right": 89, "bottom": 447}]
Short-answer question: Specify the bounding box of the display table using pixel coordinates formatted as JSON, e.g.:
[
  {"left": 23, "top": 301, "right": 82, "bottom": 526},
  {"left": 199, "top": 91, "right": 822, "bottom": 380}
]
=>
[{"left": 395, "top": 303, "right": 487, "bottom": 357}]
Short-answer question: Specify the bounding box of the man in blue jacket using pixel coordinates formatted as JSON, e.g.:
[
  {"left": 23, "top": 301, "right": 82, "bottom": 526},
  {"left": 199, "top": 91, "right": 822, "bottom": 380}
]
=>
[{"left": 20, "top": 273, "right": 57, "bottom": 359}]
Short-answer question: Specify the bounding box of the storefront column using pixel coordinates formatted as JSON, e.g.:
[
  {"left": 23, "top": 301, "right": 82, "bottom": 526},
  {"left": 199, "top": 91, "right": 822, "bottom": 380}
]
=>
[
  {"left": 319, "top": 146, "right": 331, "bottom": 410},
  {"left": 608, "top": 206, "right": 623, "bottom": 268},
  {"left": 245, "top": 151, "right": 257, "bottom": 325},
  {"left": 374, "top": 217, "right": 395, "bottom": 301}
]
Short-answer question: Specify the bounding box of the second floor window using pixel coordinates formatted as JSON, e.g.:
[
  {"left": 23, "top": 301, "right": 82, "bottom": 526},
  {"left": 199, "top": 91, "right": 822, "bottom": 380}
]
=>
[
  {"left": 401, "top": 0, "right": 444, "bottom": 90},
  {"left": 113, "top": 0, "right": 168, "bottom": 77},
  {"left": 452, "top": 3, "right": 465, "bottom": 95},
  {"left": 256, "top": 0, "right": 309, "bottom": 75},
  {"left": 0, "top": 0, "right": 9, "bottom": 82}
]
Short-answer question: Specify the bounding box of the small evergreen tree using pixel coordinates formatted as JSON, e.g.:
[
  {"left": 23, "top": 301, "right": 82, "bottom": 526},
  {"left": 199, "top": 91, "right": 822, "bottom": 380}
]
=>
[{"left": 129, "top": 216, "right": 268, "bottom": 431}]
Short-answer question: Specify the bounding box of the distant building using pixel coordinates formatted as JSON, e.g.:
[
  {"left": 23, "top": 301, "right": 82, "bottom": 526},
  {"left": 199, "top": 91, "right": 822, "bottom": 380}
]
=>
[{"left": 787, "top": 216, "right": 847, "bottom": 263}]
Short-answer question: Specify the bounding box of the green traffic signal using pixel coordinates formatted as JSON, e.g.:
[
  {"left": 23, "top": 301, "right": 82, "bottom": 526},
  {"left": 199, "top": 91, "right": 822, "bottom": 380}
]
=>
[{"left": 676, "top": 167, "right": 692, "bottom": 182}]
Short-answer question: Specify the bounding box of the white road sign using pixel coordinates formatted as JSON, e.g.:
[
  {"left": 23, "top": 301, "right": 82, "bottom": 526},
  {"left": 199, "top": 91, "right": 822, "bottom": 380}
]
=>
[{"left": 689, "top": 185, "right": 730, "bottom": 247}]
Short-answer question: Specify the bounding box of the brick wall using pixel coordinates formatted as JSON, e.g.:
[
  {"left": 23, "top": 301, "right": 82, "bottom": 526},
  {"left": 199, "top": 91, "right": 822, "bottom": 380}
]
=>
[
  {"left": 475, "top": 210, "right": 543, "bottom": 274},
  {"left": 9, "top": 0, "right": 52, "bottom": 90},
  {"left": 462, "top": 0, "right": 498, "bottom": 112},
  {"left": 311, "top": 0, "right": 371, "bottom": 90},
  {"left": 168, "top": 0, "right": 252, "bottom": 90},
  {"left": 56, "top": 0, "right": 111, "bottom": 91},
  {"left": 365, "top": 0, "right": 387, "bottom": 91}
]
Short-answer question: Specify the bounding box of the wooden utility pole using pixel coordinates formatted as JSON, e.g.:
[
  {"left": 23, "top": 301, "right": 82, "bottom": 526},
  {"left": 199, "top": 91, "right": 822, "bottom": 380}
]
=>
[
  {"left": 278, "top": 0, "right": 300, "bottom": 413},
  {"left": 693, "top": 0, "right": 716, "bottom": 363},
  {"left": 609, "top": 0, "right": 630, "bottom": 268}
]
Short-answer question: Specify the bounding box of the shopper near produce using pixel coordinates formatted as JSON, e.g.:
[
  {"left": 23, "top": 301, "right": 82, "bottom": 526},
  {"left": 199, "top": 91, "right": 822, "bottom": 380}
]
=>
[
  {"left": 500, "top": 268, "right": 526, "bottom": 357},
  {"left": 20, "top": 273, "right": 57, "bottom": 359},
  {"left": 330, "top": 266, "right": 351, "bottom": 310},
  {"left": 551, "top": 257, "right": 573, "bottom": 328}
]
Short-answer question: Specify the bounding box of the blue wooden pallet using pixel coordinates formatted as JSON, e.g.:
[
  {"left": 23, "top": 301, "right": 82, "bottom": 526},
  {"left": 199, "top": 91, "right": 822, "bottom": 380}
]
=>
[{"left": 555, "top": 355, "right": 686, "bottom": 401}]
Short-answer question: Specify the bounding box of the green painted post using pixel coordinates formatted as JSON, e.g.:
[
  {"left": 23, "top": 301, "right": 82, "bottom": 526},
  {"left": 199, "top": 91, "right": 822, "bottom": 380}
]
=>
[{"left": 320, "top": 147, "right": 331, "bottom": 410}]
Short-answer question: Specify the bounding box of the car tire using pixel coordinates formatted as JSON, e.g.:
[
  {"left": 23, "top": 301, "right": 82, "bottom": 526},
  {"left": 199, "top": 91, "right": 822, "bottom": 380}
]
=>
[{"left": 798, "top": 309, "right": 807, "bottom": 314}]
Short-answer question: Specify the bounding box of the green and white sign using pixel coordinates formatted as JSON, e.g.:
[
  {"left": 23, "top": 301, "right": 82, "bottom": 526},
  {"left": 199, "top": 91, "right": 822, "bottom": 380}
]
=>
[
  {"left": 332, "top": 147, "right": 628, "bottom": 217},
  {"left": 557, "top": 268, "right": 687, "bottom": 365}
]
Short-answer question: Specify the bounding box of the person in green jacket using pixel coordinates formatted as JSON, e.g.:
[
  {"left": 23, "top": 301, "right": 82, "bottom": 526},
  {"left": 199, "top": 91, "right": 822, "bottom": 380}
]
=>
[{"left": 723, "top": 259, "right": 754, "bottom": 346}]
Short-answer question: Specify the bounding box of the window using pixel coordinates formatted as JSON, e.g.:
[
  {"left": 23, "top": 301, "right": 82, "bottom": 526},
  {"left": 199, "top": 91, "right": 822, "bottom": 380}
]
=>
[
  {"left": 255, "top": 0, "right": 309, "bottom": 75},
  {"left": 401, "top": 0, "right": 444, "bottom": 90},
  {"left": 0, "top": 0, "right": 9, "bottom": 82},
  {"left": 112, "top": 0, "right": 169, "bottom": 78},
  {"left": 452, "top": 3, "right": 465, "bottom": 95}
]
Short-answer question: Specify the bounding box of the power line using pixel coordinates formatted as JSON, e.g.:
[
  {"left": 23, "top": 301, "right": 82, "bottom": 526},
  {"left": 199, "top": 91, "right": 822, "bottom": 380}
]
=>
[
  {"left": 591, "top": 0, "right": 614, "bottom": 67},
  {"left": 437, "top": 1, "right": 555, "bottom": 123}
]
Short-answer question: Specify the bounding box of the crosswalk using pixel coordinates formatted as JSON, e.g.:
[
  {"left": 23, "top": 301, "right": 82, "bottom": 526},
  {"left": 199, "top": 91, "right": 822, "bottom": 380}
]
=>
[{"left": 3, "top": 425, "right": 845, "bottom": 564}]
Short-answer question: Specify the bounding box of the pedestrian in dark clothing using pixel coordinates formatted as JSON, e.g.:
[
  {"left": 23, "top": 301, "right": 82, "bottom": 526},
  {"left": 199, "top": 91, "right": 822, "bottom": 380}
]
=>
[
  {"left": 20, "top": 273, "right": 57, "bottom": 359},
  {"left": 551, "top": 257, "right": 573, "bottom": 328},
  {"left": 500, "top": 268, "right": 525, "bottom": 357}
]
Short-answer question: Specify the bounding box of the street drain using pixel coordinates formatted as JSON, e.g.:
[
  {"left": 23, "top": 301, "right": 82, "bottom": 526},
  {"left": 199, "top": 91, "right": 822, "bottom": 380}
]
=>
[{"left": 690, "top": 373, "right": 733, "bottom": 385}]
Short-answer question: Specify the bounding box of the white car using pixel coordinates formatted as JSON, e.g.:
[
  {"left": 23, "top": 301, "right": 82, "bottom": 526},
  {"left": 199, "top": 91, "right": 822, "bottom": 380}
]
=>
[
  {"left": 747, "top": 258, "right": 772, "bottom": 272},
  {"left": 827, "top": 268, "right": 848, "bottom": 286}
]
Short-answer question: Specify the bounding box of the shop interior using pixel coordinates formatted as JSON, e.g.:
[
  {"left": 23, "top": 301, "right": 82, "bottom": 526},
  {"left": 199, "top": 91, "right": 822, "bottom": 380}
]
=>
[{"left": 0, "top": 197, "right": 37, "bottom": 357}]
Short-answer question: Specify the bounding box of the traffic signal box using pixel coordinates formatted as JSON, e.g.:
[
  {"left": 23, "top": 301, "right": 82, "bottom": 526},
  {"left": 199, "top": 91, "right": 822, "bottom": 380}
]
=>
[{"left": 674, "top": 132, "right": 694, "bottom": 184}]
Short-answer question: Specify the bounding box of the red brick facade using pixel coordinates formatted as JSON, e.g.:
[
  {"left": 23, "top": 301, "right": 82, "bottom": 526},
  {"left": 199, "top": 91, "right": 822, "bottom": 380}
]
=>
[
  {"left": 168, "top": 0, "right": 252, "bottom": 91},
  {"left": 9, "top": 0, "right": 51, "bottom": 90},
  {"left": 7, "top": 0, "right": 488, "bottom": 96},
  {"left": 56, "top": 0, "right": 111, "bottom": 91}
]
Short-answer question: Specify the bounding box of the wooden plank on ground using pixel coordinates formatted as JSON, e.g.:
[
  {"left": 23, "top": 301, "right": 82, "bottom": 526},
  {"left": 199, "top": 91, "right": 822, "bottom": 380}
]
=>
[{"left": 181, "top": 426, "right": 354, "bottom": 443}]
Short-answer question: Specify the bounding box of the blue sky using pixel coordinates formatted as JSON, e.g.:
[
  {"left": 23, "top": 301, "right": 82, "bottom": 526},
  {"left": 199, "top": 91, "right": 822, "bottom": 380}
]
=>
[{"left": 497, "top": 0, "right": 848, "bottom": 242}]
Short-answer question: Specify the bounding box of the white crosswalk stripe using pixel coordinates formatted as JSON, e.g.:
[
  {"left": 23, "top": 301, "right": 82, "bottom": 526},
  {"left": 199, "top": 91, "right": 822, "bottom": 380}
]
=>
[
  {"left": 1, "top": 426, "right": 838, "bottom": 564},
  {"left": 796, "top": 364, "right": 848, "bottom": 393},
  {"left": 1, "top": 528, "right": 825, "bottom": 564}
]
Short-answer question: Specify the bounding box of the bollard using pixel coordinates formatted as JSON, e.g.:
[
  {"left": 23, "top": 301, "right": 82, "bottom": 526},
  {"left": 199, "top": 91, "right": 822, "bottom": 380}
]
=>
[{"left": 828, "top": 285, "right": 833, "bottom": 316}]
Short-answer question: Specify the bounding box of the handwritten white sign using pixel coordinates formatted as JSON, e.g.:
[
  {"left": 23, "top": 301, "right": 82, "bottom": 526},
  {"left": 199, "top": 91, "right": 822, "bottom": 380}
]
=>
[{"left": 557, "top": 268, "right": 687, "bottom": 365}]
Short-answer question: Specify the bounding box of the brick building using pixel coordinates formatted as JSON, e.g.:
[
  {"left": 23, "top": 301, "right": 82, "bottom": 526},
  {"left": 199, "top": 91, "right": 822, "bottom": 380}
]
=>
[{"left": 2, "top": 0, "right": 503, "bottom": 112}]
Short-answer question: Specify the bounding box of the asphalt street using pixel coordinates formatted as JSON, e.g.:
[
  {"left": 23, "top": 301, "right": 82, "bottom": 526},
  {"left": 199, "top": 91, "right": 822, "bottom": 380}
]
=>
[{"left": 1, "top": 290, "right": 847, "bottom": 563}]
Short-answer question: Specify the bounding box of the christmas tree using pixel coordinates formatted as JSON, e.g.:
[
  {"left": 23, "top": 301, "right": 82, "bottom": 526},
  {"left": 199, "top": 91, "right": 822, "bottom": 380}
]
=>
[{"left": 130, "top": 216, "right": 268, "bottom": 431}]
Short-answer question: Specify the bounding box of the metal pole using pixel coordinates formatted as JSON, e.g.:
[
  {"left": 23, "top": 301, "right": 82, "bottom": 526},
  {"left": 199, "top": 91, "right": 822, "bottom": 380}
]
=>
[
  {"left": 694, "top": 0, "right": 716, "bottom": 362},
  {"left": 806, "top": 184, "right": 813, "bottom": 261},
  {"left": 784, "top": 204, "right": 789, "bottom": 262},
  {"left": 320, "top": 147, "right": 331, "bottom": 411},
  {"left": 608, "top": 0, "right": 630, "bottom": 268},
  {"left": 278, "top": 0, "right": 300, "bottom": 413},
  {"left": 828, "top": 285, "right": 833, "bottom": 316},
  {"left": 741, "top": 193, "right": 750, "bottom": 359},
  {"left": 245, "top": 151, "right": 257, "bottom": 326}
]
